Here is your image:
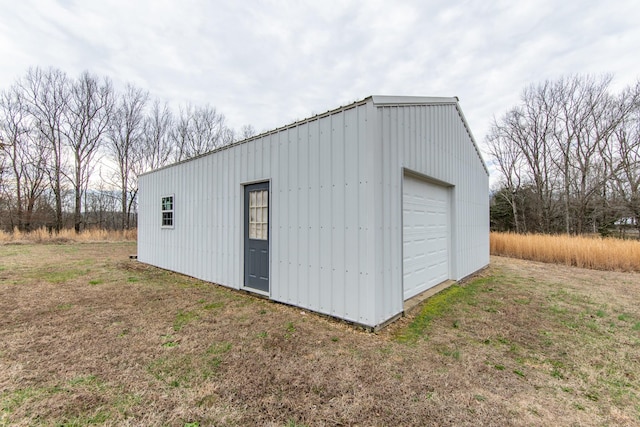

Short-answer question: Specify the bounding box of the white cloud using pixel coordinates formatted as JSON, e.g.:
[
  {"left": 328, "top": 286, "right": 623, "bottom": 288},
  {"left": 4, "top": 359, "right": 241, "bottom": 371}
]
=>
[{"left": 0, "top": 0, "right": 639, "bottom": 168}]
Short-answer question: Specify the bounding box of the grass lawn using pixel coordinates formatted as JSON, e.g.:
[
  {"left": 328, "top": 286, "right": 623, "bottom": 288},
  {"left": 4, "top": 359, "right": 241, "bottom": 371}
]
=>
[{"left": 1, "top": 242, "right": 639, "bottom": 426}]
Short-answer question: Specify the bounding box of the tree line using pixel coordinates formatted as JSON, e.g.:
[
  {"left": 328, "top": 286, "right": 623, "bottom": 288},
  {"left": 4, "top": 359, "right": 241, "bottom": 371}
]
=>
[
  {"left": 4, "top": 69, "right": 638, "bottom": 237},
  {"left": 487, "top": 74, "right": 640, "bottom": 237},
  {"left": 0, "top": 66, "right": 256, "bottom": 232}
]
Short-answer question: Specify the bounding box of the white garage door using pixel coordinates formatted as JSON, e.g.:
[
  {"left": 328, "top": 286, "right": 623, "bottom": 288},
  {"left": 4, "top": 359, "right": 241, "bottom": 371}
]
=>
[{"left": 402, "top": 175, "right": 450, "bottom": 300}]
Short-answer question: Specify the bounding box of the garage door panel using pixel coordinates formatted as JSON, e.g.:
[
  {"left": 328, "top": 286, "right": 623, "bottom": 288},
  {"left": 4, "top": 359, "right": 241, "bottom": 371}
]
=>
[{"left": 403, "top": 175, "right": 450, "bottom": 300}]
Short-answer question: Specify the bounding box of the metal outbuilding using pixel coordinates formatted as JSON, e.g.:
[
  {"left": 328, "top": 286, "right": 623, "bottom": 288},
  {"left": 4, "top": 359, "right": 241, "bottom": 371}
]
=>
[{"left": 138, "top": 95, "right": 489, "bottom": 329}]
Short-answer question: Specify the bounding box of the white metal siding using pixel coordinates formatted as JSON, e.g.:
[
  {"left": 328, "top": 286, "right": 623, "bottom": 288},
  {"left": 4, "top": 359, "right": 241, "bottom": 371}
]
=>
[
  {"left": 138, "top": 102, "right": 378, "bottom": 326},
  {"left": 374, "top": 101, "right": 489, "bottom": 323},
  {"left": 402, "top": 175, "right": 450, "bottom": 299},
  {"left": 138, "top": 96, "right": 489, "bottom": 328}
]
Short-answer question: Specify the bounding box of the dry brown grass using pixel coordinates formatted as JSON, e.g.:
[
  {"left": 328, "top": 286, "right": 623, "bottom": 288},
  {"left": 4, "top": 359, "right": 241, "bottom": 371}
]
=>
[
  {"left": 491, "top": 231, "right": 640, "bottom": 272},
  {"left": 1, "top": 244, "right": 639, "bottom": 426},
  {"left": 0, "top": 227, "right": 136, "bottom": 243}
]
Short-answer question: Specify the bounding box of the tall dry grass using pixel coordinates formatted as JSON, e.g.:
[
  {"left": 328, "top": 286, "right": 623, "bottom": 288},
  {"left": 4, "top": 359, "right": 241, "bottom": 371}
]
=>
[
  {"left": 491, "top": 231, "right": 640, "bottom": 272},
  {"left": 0, "top": 227, "right": 136, "bottom": 244}
]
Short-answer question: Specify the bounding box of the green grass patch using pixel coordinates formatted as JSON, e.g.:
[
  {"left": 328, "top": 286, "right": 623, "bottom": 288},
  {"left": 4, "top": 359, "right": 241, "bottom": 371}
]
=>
[
  {"left": 207, "top": 342, "right": 232, "bottom": 355},
  {"left": 395, "top": 278, "right": 488, "bottom": 343},
  {"left": 617, "top": 313, "right": 631, "bottom": 322},
  {"left": 174, "top": 310, "right": 199, "bottom": 331},
  {"left": 161, "top": 334, "right": 178, "bottom": 348},
  {"left": 68, "top": 375, "right": 100, "bottom": 386},
  {"left": 442, "top": 348, "right": 461, "bottom": 360},
  {"left": 284, "top": 321, "right": 296, "bottom": 338},
  {"left": 42, "top": 268, "right": 88, "bottom": 284},
  {"left": 1, "top": 387, "right": 40, "bottom": 414},
  {"left": 202, "top": 301, "right": 224, "bottom": 310},
  {"left": 147, "top": 348, "right": 226, "bottom": 388},
  {"left": 549, "top": 359, "right": 566, "bottom": 379},
  {"left": 0, "top": 374, "right": 139, "bottom": 425},
  {"left": 148, "top": 344, "right": 231, "bottom": 388}
]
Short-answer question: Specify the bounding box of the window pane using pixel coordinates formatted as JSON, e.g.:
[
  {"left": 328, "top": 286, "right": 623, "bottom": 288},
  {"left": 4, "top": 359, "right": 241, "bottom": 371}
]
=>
[
  {"left": 162, "top": 212, "right": 173, "bottom": 226},
  {"left": 248, "top": 189, "right": 268, "bottom": 239},
  {"left": 162, "top": 196, "right": 173, "bottom": 211}
]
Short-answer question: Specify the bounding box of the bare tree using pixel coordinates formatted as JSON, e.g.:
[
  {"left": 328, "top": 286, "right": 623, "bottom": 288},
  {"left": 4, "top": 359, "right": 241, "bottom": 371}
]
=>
[
  {"left": 488, "top": 74, "right": 640, "bottom": 235},
  {"left": 2, "top": 67, "right": 251, "bottom": 232},
  {"left": 486, "top": 121, "right": 525, "bottom": 232},
  {"left": 607, "top": 83, "right": 640, "bottom": 237},
  {"left": 20, "top": 67, "right": 70, "bottom": 231},
  {"left": 486, "top": 81, "right": 559, "bottom": 233},
  {"left": 64, "top": 71, "right": 115, "bottom": 232},
  {"left": 172, "top": 103, "right": 234, "bottom": 161},
  {"left": 0, "top": 133, "right": 7, "bottom": 205},
  {"left": 108, "top": 83, "right": 148, "bottom": 229},
  {"left": 0, "top": 85, "right": 28, "bottom": 229},
  {"left": 140, "top": 99, "right": 174, "bottom": 172},
  {"left": 0, "top": 85, "right": 50, "bottom": 230},
  {"left": 238, "top": 124, "right": 257, "bottom": 140},
  {"left": 552, "top": 75, "right": 623, "bottom": 234},
  {"left": 85, "top": 182, "right": 119, "bottom": 230}
]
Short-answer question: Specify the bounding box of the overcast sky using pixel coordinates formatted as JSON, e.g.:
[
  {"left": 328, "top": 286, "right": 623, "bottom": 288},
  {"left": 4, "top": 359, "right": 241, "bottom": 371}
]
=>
[{"left": 1, "top": 0, "right": 639, "bottom": 159}]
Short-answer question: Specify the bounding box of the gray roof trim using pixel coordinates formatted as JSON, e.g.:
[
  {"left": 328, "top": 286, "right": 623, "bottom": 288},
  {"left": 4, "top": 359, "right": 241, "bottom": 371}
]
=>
[
  {"left": 371, "top": 95, "right": 458, "bottom": 106},
  {"left": 452, "top": 100, "right": 489, "bottom": 175}
]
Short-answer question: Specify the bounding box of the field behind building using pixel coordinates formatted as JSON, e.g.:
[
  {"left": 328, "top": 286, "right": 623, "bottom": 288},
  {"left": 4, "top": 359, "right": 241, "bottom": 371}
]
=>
[
  {"left": 1, "top": 242, "right": 639, "bottom": 426},
  {"left": 490, "top": 231, "right": 640, "bottom": 272}
]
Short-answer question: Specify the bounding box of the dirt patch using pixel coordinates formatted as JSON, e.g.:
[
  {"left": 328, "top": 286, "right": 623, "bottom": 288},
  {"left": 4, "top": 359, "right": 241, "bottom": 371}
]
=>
[{"left": 1, "top": 246, "right": 639, "bottom": 426}]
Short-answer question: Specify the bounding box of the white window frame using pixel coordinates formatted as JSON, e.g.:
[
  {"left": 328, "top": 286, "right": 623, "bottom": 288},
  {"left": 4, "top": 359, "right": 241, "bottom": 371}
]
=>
[{"left": 161, "top": 195, "right": 174, "bottom": 228}]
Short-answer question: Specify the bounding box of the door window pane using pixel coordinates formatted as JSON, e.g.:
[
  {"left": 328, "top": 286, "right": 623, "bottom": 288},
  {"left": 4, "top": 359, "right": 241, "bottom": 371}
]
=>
[{"left": 248, "top": 189, "right": 268, "bottom": 240}]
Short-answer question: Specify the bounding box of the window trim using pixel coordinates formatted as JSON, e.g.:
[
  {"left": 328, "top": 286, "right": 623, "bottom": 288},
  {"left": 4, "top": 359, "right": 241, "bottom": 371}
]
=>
[{"left": 161, "top": 194, "right": 174, "bottom": 228}]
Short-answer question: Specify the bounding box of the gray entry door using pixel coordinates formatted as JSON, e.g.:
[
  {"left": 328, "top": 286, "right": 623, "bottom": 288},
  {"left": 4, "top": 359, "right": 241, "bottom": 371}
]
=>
[{"left": 244, "top": 182, "right": 269, "bottom": 292}]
